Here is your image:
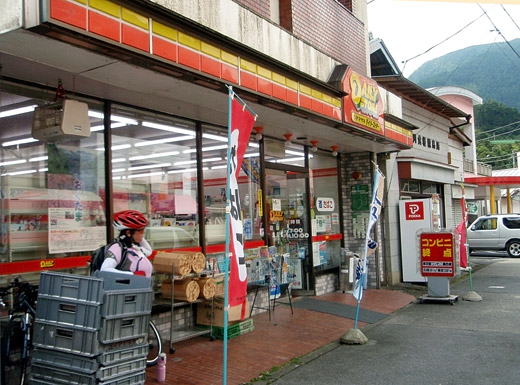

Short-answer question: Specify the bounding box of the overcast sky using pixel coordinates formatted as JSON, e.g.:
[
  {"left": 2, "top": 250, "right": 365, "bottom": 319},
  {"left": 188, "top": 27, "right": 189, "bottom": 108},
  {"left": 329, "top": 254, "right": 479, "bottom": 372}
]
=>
[{"left": 367, "top": 1, "right": 520, "bottom": 77}]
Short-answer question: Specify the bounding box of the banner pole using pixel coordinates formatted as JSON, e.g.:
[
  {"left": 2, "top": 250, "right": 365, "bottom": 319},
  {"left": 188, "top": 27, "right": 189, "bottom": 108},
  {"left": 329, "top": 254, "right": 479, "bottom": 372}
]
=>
[
  {"left": 222, "top": 86, "right": 234, "bottom": 385},
  {"left": 461, "top": 179, "right": 481, "bottom": 302}
]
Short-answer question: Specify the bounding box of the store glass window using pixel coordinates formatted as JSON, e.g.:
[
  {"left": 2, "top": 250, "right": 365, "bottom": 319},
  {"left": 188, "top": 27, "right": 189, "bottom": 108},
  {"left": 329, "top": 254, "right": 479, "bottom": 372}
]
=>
[
  {"left": 110, "top": 105, "right": 199, "bottom": 251},
  {"left": 0, "top": 87, "right": 106, "bottom": 280},
  {"left": 309, "top": 150, "right": 341, "bottom": 270},
  {"left": 264, "top": 140, "right": 306, "bottom": 167},
  {"left": 202, "top": 124, "right": 262, "bottom": 246}
]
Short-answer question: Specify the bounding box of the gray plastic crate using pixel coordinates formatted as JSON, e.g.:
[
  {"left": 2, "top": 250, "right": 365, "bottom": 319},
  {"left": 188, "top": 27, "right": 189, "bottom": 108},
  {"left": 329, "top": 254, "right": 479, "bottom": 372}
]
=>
[
  {"left": 39, "top": 272, "right": 104, "bottom": 303},
  {"left": 33, "top": 320, "right": 100, "bottom": 357},
  {"left": 98, "top": 370, "right": 146, "bottom": 385},
  {"left": 93, "top": 271, "right": 152, "bottom": 291},
  {"left": 97, "top": 341, "right": 148, "bottom": 366},
  {"left": 98, "top": 357, "right": 147, "bottom": 381},
  {"left": 31, "top": 363, "right": 96, "bottom": 385},
  {"left": 101, "top": 289, "right": 152, "bottom": 317},
  {"left": 99, "top": 313, "right": 150, "bottom": 344},
  {"left": 32, "top": 347, "right": 98, "bottom": 373},
  {"left": 35, "top": 296, "right": 101, "bottom": 329}
]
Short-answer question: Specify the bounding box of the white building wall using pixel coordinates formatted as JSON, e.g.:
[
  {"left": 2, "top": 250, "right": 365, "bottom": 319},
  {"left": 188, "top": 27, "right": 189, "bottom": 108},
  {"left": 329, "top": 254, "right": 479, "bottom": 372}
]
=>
[
  {"left": 384, "top": 101, "right": 465, "bottom": 284},
  {"left": 381, "top": 153, "right": 403, "bottom": 285}
]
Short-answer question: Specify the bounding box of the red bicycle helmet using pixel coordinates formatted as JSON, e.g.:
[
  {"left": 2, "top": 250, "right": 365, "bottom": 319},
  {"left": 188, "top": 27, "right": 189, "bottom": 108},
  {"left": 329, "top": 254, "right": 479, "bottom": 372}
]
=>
[{"left": 113, "top": 210, "right": 149, "bottom": 231}]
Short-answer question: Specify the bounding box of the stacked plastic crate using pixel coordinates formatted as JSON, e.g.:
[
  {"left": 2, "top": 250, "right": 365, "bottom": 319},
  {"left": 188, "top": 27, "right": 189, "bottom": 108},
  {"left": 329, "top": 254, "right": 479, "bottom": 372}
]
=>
[{"left": 30, "top": 271, "right": 152, "bottom": 385}]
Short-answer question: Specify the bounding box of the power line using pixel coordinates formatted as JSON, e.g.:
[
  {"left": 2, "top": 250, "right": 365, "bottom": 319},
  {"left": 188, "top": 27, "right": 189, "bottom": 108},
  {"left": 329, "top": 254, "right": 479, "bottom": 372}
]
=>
[
  {"left": 501, "top": 5, "right": 520, "bottom": 33},
  {"left": 476, "top": 120, "right": 520, "bottom": 140},
  {"left": 401, "top": 10, "right": 487, "bottom": 73},
  {"left": 479, "top": 4, "right": 520, "bottom": 62}
]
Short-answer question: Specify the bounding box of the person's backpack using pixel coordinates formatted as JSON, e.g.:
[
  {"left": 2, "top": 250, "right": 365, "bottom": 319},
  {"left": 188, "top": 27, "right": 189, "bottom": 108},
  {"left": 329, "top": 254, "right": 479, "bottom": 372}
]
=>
[{"left": 90, "top": 240, "right": 128, "bottom": 273}]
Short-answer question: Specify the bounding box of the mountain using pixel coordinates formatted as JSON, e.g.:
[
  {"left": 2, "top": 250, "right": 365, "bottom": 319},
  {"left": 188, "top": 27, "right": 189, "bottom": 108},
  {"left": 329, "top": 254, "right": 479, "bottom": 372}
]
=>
[{"left": 409, "top": 39, "right": 520, "bottom": 110}]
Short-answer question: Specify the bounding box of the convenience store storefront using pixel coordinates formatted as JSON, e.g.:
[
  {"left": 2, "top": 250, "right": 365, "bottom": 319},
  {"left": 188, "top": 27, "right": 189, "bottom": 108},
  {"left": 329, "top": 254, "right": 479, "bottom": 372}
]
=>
[{"left": 0, "top": 1, "right": 412, "bottom": 296}]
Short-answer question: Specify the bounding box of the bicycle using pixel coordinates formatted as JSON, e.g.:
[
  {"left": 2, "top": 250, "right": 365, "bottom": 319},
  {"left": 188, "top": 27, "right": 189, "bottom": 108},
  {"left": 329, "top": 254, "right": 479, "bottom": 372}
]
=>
[
  {"left": 0, "top": 277, "right": 38, "bottom": 385},
  {"left": 147, "top": 320, "right": 162, "bottom": 367}
]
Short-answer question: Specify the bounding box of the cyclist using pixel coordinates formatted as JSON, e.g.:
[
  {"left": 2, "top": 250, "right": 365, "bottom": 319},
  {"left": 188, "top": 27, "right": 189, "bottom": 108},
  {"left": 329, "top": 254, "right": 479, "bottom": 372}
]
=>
[{"left": 100, "top": 210, "right": 154, "bottom": 277}]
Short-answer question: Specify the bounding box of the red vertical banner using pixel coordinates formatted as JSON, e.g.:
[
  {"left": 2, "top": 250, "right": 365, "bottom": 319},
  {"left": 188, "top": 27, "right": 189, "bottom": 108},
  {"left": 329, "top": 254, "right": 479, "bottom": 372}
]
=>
[
  {"left": 228, "top": 98, "right": 255, "bottom": 312},
  {"left": 457, "top": 187, "right": 468, "bottom": 268}
]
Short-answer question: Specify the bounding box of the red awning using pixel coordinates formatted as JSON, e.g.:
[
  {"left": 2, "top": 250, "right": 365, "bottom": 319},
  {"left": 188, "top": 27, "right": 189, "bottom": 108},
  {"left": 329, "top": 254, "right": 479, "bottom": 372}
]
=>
[{"left": 464, "top": 175, "right": 520, "bottom": 188}]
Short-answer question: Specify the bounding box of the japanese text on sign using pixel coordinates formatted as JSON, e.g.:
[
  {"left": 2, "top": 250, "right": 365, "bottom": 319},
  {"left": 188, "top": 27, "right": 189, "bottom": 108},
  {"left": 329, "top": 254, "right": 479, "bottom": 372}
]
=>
[{"left": 420, "top": 232, "right": 455, "bottom": 277}]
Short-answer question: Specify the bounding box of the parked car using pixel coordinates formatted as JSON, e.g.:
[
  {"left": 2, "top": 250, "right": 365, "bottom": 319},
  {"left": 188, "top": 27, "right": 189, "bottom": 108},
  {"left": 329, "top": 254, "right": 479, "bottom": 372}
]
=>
[{"left": 467, "top": 214, "right": 520, "bottom": 257}]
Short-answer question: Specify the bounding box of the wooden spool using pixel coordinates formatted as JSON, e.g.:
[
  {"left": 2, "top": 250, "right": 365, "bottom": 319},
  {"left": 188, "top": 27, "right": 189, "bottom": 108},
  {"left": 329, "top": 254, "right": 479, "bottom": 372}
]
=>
[
  {"left": 197, "top": 277, "right": 216, "bottom": 299},
  {"left": 153, "top": 252, "right": 193, "bottom": 275},
  {"left": 161, "top": 279, "right": 200, "bottom": 302},
  {"left": 191, "top": 252, "right": 206, "bottom": 273}
]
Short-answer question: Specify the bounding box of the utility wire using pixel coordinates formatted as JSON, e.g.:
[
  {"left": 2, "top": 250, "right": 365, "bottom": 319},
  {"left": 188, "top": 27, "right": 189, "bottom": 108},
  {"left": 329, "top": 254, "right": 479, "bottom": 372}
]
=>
[
  {"left": 401, "top": 11, "right": 487, "bottom": 73},
  {"left": 501, "top": 5, "right": 520, "bottom": 33},
  {"left": 476, "top": 120, "right": 520, "bottom": 139},
  {"left": 477, "top": 124, "right": 520, "bottom": 140},
  {"left": 479, "top": 4, "right": 520, "bottom": 62}
]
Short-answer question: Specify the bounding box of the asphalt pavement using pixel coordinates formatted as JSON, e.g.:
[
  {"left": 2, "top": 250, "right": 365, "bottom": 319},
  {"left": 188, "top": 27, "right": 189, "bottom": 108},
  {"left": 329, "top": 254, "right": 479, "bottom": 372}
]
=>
[{"left": 265, "top": 257, "right": 520, "bottom": 385}]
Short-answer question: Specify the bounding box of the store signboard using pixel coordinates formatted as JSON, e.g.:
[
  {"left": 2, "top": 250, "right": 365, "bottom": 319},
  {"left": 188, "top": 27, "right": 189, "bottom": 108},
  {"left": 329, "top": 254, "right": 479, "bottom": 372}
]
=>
[
  {"left": 316, "top": 197, "right": 334, "bottom": 211},
  {"left": 467, "top": 202, "right": 478, "bottom": 215},
  {"left": 342, "top": 68, "right": 384, "bottom": 135},
  {"left": 420, "top": 232, "right": 455, "bottom": 277}
]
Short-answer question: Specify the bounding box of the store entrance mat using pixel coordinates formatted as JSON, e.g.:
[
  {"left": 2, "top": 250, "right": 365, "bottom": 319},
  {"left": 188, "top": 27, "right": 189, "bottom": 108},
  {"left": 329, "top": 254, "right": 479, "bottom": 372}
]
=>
[{"left": 291, "top": 297, "right": 388, "bottom": 323}]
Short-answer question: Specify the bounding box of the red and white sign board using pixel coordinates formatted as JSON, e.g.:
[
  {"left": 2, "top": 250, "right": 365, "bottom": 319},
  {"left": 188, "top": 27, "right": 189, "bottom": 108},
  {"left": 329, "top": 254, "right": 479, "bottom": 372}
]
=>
[
  {"left": 420, "top": 232, "right": 455, "bottom": 277},
  {"left": 404, "top": 201, "right": 424, "bottom": 220}
]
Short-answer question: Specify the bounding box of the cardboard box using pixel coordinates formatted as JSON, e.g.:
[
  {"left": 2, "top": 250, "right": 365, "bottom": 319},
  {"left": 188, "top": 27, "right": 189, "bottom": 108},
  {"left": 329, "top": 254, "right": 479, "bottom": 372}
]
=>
[
  {"left": 213, "top": 274, "right": 225, "bottom": 296},
  {"left": 196, "top": 297, "right": 250, "bottom": 327}
]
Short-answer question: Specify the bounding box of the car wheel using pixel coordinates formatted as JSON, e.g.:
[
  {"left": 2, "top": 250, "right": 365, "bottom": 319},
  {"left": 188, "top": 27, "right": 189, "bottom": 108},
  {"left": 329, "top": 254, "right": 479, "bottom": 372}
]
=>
[{"left": 506, "top": 241, "right": 520, "bottom": 257}]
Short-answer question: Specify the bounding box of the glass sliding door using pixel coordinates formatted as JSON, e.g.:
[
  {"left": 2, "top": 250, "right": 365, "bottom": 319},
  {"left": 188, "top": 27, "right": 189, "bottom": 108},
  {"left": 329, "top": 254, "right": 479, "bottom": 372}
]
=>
[{"left": 265, "top": 165, "right": 310, "bottom": 290}]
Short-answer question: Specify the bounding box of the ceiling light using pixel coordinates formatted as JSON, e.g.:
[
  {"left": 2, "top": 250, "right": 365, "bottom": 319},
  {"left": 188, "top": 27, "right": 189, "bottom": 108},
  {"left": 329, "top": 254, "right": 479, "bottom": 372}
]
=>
[
  {"left": 128, "top": 162, "right": 171, "bottom": 171},
  {"left": 204, "top": 144, "right": 229, "bottom": 152},
  {"left": 29, "top": 156, "right": 48, "bottom": 162},
  {"left": 244, "top": 152, "right": 260, "bottom": 158},
  {"left": 129, "top": 151, "right": 180, "bottom": 161},
  {"left": 285, "top": 150, "right": 304, "bottom": 156},
  {"left": 134, "top": 135, "right": 194, "bottom": 147},
  {"left": 112, "top": 168, "right": 126, "bottom": 173},
  {"left": 168, "top": 167, "right": 208, "bottom": 174},
  {"left": 143, "top": 121, "right": 194, "bottom": 135},
  {"left": 90, "top": 122, "right": 127, "bottom": 132},
  {"left": 331, "top": 145, "right": 339, "bottom": 157},
  {"left": 203, "top": 133, "right": 228, "bottom": 143},
  {"left": 310, "top": 140, "right": 318, "bottom": 153},
  {"left": 2, "top": 169, "right": 37, "bottom": 176},
  {"left": 211, "top": 165, "right": 228, "bottom": 170},
  {"left": 2, "top": 138, "right": 39, "bottom": 147},
  {"left": 174, "top": 159, "right": 197, "bottom": 166},
  {"left": 39, "top": 168, "right": 48, "bottom": 172},
  {"left": 0, "top": 159, "right": 27, "bottom": 167},
  {"left": 0, "top": 105, "right": 37, "bottom": 119},
  {"left": 202, "top": 157, "right": 222, "bottom": 163},
  {"left": 276, "top": 157, "right": 305, "bottom": 163},
  {"left": 96, "top": 144, "right": 132, "bottom": 151},
  {"left": 128, "top": 171, "right": 164, "bottom": 179},
  {"left": 112, "top": 158, "right": 127, "bottom": 163}
]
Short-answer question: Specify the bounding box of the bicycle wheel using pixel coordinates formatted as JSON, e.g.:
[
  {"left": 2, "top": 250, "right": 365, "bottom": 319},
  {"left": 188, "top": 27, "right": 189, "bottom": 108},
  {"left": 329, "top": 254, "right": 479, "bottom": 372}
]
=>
[
  {"left": 1, "top": 316, "right": 28, "bottom": 385},
  {"left": 146, "top": 321, "right": 162, "bottom": 367}
]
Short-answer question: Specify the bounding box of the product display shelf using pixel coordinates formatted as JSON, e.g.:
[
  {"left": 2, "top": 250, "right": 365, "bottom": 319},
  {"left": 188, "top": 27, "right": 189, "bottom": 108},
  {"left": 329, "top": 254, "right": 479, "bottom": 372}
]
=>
[{"left": 167, "top": 270, "right": 214, "bottom": 354}]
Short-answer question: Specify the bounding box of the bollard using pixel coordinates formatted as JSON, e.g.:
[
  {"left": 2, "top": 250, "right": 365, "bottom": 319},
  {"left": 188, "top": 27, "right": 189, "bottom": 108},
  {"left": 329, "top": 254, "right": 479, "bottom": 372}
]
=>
[{"left": 157, "top": 352, "right": 167, "bottom": 382}]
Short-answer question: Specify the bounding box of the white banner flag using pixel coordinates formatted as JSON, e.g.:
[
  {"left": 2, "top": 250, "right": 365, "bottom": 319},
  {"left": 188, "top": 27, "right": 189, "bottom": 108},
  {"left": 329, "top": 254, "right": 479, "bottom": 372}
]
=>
[{"left": 353, "top": 168, "right": 385, "bottom": 301}]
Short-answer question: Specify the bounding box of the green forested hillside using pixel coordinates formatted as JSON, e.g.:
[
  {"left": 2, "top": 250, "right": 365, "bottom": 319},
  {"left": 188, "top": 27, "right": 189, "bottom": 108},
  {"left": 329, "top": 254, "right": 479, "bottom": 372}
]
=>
[
  {"left": 409, "top": 39, "right": 520, "bottom": 110},
  {"left": 473, "top": 100, "right": 520, "bottom": 169}
]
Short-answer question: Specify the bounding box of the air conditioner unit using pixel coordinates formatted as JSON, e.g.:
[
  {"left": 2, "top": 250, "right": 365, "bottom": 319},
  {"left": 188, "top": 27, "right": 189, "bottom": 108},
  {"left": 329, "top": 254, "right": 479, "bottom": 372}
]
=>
[{"left": 32, "top": 99, "right": 91, "bottom": 140}]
